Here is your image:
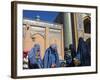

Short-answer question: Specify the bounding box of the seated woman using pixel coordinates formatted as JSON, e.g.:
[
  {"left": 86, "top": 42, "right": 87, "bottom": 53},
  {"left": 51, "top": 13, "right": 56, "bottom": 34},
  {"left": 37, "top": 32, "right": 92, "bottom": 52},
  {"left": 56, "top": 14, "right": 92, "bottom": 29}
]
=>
[
  {"left": 28, "top": 44, "right": 43, "bottom": 69},
  {"left": 43, "top": 44, "right": 60, "bottom": 68}
]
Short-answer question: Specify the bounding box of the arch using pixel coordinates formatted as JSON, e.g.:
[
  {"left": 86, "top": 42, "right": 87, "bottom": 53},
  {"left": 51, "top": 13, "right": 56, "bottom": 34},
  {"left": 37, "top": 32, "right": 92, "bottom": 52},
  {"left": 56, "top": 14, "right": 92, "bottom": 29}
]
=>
[
  {"left": 83, "top": 16, "right": 91, "bottom": 33},
  {"left": 31, "top": 33, "right": 45, "bottom": 39}
]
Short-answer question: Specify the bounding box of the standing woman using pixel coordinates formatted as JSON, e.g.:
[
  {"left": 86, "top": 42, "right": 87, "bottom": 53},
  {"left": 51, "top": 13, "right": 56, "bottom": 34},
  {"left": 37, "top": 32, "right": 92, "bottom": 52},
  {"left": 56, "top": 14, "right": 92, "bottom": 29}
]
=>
[
  {"left": 43, "top": 44, "right": 60, "bottom": 68},
  {"left": 75, "top": 37, "right": 89, "bottom": 66},
  {"left": 28, "top": 44, "right": 43, "bottom": 69}
]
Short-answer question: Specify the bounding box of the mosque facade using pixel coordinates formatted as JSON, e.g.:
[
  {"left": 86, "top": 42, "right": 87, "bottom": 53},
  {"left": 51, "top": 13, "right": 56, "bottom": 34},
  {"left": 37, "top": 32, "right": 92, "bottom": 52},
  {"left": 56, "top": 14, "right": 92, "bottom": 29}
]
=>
[{"left": 23, "top": 18, "right": 64, "bottom": 60}]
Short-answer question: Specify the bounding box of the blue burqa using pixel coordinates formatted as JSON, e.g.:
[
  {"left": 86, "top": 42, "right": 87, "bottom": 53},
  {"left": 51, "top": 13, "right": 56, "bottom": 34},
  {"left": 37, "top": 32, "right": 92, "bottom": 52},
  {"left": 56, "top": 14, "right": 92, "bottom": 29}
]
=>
[
  {"left": 76, "top": 37, "right": 90, "bottom": 66},
  {"left": 28, "top": 44, "right": 43, "bottom": 68},
  {"left": 43, "top": 44, "right": 60, "bottom": 68}
]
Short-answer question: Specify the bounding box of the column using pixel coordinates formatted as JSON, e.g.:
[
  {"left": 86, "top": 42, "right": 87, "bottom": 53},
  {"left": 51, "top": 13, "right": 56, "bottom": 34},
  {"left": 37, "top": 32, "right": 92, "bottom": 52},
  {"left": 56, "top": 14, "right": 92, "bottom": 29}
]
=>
[
  {"left": 45, "top": 27, "right": 49, "bottom": 49},
  {"left": 63, "top": 13, "right": 73, "bottom": 49}
]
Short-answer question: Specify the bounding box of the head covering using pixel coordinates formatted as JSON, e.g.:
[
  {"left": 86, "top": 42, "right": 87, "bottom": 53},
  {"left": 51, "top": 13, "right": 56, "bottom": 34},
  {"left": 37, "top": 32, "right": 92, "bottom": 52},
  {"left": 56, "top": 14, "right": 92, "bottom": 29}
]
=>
[
  {"left": 50, "top": 44, "right": 57, "bottom": 51},
  {"left": 77, "top": 37, "right": 84, "bottom": 50},
  {"left": 34, "top": 44, "right": 40, "bottom": 52}
]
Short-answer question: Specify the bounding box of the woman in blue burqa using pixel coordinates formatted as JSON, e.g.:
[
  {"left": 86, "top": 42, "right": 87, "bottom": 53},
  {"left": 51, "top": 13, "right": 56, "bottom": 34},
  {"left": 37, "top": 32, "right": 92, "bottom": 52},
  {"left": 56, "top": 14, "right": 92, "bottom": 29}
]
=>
[
  {"left": 43, "top": 44, "right": 60, "bottom": 68},
  {"left": 28, "top": 44, "right": 43, "bottom": 69},
  {"left": 75, "top": 37, "right": 91, "bottom": 66}
]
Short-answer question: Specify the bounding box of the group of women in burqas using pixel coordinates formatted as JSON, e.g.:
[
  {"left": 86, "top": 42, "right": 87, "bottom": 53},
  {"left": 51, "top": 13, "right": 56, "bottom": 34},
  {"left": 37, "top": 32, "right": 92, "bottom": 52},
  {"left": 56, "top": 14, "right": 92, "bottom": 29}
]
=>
[
  {"left": 28, "top": 44, "right": 60, "bottom": 69},
  {"left": 27, "top": 37, "right": 91, "bottom": 69}
]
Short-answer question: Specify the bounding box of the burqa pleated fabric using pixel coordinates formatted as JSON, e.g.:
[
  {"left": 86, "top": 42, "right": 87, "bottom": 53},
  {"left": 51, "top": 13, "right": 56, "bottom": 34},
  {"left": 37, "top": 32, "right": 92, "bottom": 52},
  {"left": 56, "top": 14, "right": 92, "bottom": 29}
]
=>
[
  {"left": 43, "top": 44, "right": 60, "bottom": 68},
  {"left": 85, "top": 38, "right": 91, "bottom": 66},
  {"left": 76, "top": 37, "right": 90, "bottom": 66},
  {"left": 28, "top": 44, "right": 43, "bottom": 69}
]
